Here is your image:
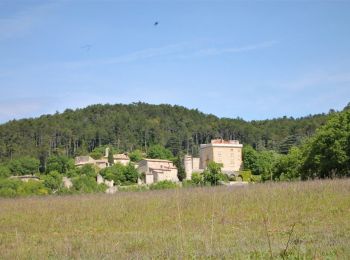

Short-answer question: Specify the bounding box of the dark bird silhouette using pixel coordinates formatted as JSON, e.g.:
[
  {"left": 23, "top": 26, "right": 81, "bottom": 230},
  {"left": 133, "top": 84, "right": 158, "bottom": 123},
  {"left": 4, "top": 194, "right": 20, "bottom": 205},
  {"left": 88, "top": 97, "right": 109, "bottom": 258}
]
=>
[
  {"left": 154, "top": 21, "right": 159, "bottom": 26},
  {"left": 81, "top": 44, "right": 92, "bottom": 52}
]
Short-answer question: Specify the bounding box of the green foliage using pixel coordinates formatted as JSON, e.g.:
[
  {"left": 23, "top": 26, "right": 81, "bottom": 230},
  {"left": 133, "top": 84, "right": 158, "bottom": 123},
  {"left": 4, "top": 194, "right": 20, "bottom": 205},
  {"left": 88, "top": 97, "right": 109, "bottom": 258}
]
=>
[
  {"left": 107, "top": 148, "right": 114, "bottom": 165},
  {"left": 0, "top": 178, "right": 21, "bottom": 197},
  {"left": 243, "top": 145, "right": 258, "bottom": 171},
  {"left": 203, "top": 161, "right": 223, "bottom": 185},
  {"left": 0, "top": 165, "right": 11, "bottom": 178},
  {"left": 149, "top": 180, "right": 178, "bottom": 190},
  {"left": 46, "top": 156, "right": 74, "bottom": 174},
  {"left": 78, "top": 164, "right": 98, "bottom": 178},
  {"left": 191, "top": 172, "right": 204, "bottom": 185},
  {"left": 243, "top": 145, "right": 280, "bottom": 181},
  {"left": 100, "top": 163, "right": 138, "bottom": 185},
  {"left": 90, "top": 149, "right": 104, "bottom": 160},
  {"left": 301, "top": 110, "right": 350, "bottom": 179},
  {"left": 147, "top": 144, "right": 173, "bottom": 160},
  {"left": 72, "top": 175, "right": 106, "bottom": 193},
  {"left": 129, "top": 149, "right": 143, "bottom": 162},
  {"left": 173, "top": 154, "right": 186, "bottom": 181},
  {"left": 238, "top": 170, "right": 252, "bottom": 182},
  {"left": 123, "top": 163, "right": 139, "bottom": 185},
  {"left": 250, "top": 174, "right": 262, "bottom": 182},
  {"left": 16, "top": 181, "right": 49, "bottom": 196},
  {"left": 255, "top": 150, "right": 281, "bottom": 181},
  {"left": 43, "top": 171, "right": 63, "bottom": 191},
  {"left": 274, "top": 147, "right": 302, "bottom": 181},
  {"left": 0, "top": 178, "right": 49, "bottom": 197},
  {"left": 8, "top": 157, "right": 39, "bottom": 176}
]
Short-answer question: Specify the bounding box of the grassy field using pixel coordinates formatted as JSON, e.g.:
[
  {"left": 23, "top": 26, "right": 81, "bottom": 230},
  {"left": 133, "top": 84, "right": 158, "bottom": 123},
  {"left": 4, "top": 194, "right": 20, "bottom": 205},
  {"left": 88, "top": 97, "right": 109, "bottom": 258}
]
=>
[{"left": 0, "top": 179, "right": 349, "bottom": 259}]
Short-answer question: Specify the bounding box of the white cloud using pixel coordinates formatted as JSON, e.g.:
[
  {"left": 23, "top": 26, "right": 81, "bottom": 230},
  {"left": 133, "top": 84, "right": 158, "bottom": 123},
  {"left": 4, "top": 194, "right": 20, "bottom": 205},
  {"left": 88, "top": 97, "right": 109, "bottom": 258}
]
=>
[
  {"left": 192, "top": 41, "right": 278, "bottom": 57},
  {"left": 62, "top": 40, "right": 278, "bottom": 69}
]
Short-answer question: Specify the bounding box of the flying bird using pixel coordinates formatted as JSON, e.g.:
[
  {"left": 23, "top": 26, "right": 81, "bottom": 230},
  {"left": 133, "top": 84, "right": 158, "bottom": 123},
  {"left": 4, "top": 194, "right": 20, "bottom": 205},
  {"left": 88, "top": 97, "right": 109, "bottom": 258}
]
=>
[
  {"left": 154, "top": 21, "right": 159, "bottom": 26},
  {"left": 81, "top": 44, "right": 92, "bottom": 52}
]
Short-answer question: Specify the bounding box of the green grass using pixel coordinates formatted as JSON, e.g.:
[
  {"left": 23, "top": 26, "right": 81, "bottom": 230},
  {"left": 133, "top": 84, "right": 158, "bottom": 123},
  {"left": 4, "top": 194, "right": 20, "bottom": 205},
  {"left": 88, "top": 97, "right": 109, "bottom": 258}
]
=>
[{"left": 0, "top": 179, "right": 349, "bottom": 259}]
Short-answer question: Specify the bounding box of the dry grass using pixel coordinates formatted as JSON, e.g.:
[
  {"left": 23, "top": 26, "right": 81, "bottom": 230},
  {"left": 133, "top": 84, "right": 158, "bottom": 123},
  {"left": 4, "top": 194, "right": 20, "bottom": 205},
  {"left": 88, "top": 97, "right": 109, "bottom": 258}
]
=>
[{"left": 1, "top": 179, "right": 350, "bottom": 259}]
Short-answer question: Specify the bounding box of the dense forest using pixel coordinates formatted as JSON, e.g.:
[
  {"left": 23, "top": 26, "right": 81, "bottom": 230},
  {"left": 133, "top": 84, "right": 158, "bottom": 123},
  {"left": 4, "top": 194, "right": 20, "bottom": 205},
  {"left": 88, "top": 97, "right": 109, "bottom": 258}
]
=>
[
  {"left": 0, "top": 102, "right": 349, "bottom": 197},
  {"left": 0, "top": 102, "right": 335, "bottom": 165}
]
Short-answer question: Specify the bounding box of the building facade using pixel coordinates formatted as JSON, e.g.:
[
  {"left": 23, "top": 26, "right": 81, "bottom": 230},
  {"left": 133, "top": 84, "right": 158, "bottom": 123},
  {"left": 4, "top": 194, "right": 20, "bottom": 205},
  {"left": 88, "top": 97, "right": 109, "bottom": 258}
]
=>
[
  {"left": 200, "top": 139, "right": 243, "bottom": 172},
  {"left": 137, "top": 159, "right": 178, "bottom": 184},
  {"left": 184, "top": 139, "right": 243, "bottom": 178}
]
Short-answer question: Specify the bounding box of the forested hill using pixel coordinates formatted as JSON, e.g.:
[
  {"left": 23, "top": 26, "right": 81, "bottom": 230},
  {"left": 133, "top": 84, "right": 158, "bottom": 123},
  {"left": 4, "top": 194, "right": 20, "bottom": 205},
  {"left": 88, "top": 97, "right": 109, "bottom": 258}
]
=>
[{"left": 0, "top": 102, "right": 338, "bottom": 162}]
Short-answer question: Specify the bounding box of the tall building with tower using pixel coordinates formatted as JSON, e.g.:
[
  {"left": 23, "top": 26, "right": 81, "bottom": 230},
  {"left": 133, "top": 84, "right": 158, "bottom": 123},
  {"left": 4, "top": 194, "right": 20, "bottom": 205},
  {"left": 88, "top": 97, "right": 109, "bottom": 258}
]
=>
[{"left": 184, "top": 139, "right": 243, "bottom": 179}]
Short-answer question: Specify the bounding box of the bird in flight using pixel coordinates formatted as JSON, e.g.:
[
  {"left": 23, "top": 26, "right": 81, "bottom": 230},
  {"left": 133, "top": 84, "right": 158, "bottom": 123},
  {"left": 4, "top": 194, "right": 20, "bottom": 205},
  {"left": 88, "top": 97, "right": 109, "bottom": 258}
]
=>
[
  {"left": 154, "top": 21, "right": 159, "bottom": 26},
  {"left": 81, "top": 44, "right": 92, "bottom": 52}
]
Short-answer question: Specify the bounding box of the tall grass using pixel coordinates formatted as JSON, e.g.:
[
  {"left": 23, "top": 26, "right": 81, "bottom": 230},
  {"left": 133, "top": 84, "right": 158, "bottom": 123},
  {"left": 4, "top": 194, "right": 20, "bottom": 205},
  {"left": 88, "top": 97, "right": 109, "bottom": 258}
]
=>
[{"left": 0, "top": 179, "right": 349, "bottom": 259}]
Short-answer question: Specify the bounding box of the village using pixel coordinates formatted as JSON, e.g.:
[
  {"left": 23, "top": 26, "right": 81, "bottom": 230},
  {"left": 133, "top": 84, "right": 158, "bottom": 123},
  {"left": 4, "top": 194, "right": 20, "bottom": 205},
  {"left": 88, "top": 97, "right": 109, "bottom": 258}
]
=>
[{"left": 72, "top": 139, "right": 244, "bottom": 193}]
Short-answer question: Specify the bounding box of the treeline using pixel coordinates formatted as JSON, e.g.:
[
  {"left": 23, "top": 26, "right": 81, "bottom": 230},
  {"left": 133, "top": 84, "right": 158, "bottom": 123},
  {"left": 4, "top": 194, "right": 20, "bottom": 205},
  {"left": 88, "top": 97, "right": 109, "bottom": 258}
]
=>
[
  {"left": 244, "top": 108, "right": 350, "bottom": 180},
  {"left": 0, "top": 102, "right": 334, "bottom": 168}
]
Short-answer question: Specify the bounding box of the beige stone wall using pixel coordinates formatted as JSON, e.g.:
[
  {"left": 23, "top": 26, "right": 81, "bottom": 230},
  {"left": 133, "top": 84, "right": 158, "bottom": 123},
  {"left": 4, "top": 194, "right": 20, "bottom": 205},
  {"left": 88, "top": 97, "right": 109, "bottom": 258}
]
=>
[
  {"left": 137, "top": 159, "right": 178, "bottom": 184},
  {"left": 200, "top": 142, "right": 243, "bottom": 172}
]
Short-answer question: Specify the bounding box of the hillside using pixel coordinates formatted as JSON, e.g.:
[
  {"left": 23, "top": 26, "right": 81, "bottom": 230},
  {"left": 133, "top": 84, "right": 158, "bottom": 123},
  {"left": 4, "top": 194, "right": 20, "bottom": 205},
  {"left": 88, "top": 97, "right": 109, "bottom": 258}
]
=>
[{"left": 0, "top": 102, "right": 335, "bottom": 162}]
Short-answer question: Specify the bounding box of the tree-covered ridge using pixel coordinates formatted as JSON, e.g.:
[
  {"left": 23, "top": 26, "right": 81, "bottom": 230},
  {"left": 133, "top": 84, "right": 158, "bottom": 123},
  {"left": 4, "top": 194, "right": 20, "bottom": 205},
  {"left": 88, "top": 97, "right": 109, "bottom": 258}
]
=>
[{"left": 0, "top": 102, "right": 335, "bottom": 165}]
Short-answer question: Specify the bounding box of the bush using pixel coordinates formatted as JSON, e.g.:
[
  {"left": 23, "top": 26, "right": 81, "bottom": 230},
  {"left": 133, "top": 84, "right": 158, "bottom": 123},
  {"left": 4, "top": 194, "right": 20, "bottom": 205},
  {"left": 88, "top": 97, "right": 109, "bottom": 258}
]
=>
[
  {"left": 0, "top": 165, "right": 11, "bottom": 178},
  {"left": 238, "top": 170, "right": 252, "bottom": 182},
  {"left": 43, "top": 171, "right": 63, "bottom": 192},
  {"left": 251, "top": 174, "right": 262, "bottom": 182},
  {"left": 78, "top": 164, "right": 98, "bottom": 178},
  {"left": 72, "top": 175, "right": 106, "bottom": 193},
  {"left": 129, "top": 150, "right": 143, "bottom": 162},
  {"left": 147, "top": 145, "right": 173, "bottom": 160},
  {"left": 46, "top": 156, "right": 74, "bottom": 174},
  {"left": 149, "top": 180, "right": 178, "bottom": 190},
  {"left": 8, "top": 157, "right": 39, "bottom": 176},
  {"left": 0, "top": 179, "right": 21, "bottom": 197},
  {"left": 191, "top": 172, "right": 203, "bottom": 185},
  {"left": 16, "top": 181, "right": 49, "bottom": 196}
]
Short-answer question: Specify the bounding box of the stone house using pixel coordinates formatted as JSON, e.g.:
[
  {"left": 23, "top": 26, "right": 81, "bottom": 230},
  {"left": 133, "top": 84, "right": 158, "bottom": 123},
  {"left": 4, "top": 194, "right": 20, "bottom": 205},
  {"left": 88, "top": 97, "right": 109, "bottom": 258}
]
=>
[
  {"left": 137, "top": 159, "right": 178, "bottom": 184},
  {"left": 184, "top": 139, "right": 243, "bottom": 178},
  {"left": 75, "top": 156, "right": 109, "bottom": 169}
]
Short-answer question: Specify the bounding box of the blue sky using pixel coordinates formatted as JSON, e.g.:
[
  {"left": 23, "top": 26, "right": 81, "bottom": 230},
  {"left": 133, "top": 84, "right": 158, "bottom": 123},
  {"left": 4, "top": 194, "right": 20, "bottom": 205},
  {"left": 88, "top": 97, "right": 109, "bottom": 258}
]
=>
[{"left": 0, "top": 0, "right": 350, "bottom": 123}]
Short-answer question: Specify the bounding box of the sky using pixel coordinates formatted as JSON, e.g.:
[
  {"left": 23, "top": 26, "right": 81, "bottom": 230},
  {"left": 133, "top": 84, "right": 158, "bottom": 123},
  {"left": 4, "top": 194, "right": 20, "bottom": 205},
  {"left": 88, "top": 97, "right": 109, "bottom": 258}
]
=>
[{"left": 0, "top": 0, "right": 350, "bottom": 123}]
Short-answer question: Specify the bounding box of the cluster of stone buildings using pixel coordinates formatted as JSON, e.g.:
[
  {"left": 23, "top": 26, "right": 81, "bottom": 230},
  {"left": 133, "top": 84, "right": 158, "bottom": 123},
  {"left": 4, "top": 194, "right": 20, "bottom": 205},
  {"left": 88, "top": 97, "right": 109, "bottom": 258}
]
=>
[
  {"left": 75, "top": 148, "right": 130, "bottom": 169},
  {"left": 74, "top": 139, "right": 243, "bottom": 185}
]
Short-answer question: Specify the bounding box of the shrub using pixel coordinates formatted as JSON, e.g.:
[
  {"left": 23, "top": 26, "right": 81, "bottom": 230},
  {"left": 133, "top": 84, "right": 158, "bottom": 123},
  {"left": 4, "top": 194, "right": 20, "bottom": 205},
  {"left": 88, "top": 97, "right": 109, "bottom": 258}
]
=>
[
  {"left": 8, "top": 157, "right": 39, "bottom": 176},
  {"left": 129, "top": 150, "right": 143, "bottom": 162},
  {"left": 147, "top": 145, "right": 173, "bottom": 160},
  {"left": 78, "top": 164, "right": 98, "bottom": 178},
  {"left": 0, "top": 165, "right": 11, "bottom": 178},
  {"left": 16, "top": 181, "right": 49, "bottom": 196},
  {"left": 238, "top": 170, "right": 252, "bottom": 182},
  {"left": 203, "top": 161, "right": 223, "bottom": 185},
  {"left": 72, "top": 175, "right": 106, "bottom": 193},
  {"left": 251, "top": 174, "right": 262, "bottom": 182},
  {"left": 0, "top": 179, "right": 21, "bottom": 197},
  {"left": 191, "top": 172, "right": 203, "bottom": 185},
  {"left": 46, "top": 156, "right": 74, "bottom": 174},
  {"left": 43, "top": 171, "right": 63, "bottom": 192},
  {"left": 149, "top": 180, "right": 178, "bottom": 190}
]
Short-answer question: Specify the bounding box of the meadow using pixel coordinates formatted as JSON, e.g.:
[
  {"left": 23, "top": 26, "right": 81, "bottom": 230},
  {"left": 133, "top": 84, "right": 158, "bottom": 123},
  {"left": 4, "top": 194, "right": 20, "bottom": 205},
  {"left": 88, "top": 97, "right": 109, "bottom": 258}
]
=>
[{"left": 0, "top": 179, "right": 349, "bottom": 259}]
